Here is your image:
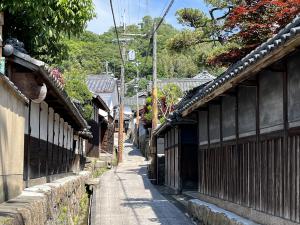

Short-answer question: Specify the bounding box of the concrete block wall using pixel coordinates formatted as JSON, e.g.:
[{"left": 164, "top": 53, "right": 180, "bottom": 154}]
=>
[{"left": 0, "top": 171, "right": 90, "bottom": 225}]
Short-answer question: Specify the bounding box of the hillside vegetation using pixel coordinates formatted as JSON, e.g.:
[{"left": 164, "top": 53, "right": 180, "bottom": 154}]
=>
[{"left": 59, "top": 16, "right": 221, "bottom": 97}]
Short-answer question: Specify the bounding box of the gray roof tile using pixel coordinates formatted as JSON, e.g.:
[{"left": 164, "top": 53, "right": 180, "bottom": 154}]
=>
[
  {"left": 176, "top": 15, "right": 300, "bottom": 115},
  {"left": 87, "top": 74, "right": 117, "bottom": 94}
]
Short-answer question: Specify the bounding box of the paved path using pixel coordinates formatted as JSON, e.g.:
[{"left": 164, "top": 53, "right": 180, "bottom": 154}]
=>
[{"left": 91, "top": 143, "right": 193, "bottom": 225}]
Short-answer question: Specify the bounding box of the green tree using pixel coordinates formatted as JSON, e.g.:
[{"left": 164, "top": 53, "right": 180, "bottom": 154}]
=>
[
  {"left": 64, "top": 67, "right": 93, "bottom": 120},
  {"left": 158, "top": 83, "right": 183, "bottom": 123},
  {"left": 142, "top": 83, "right": 183, "bottom": 125},
  {"left": 1, "top": 0, "right": 95, "bottom": 64}
]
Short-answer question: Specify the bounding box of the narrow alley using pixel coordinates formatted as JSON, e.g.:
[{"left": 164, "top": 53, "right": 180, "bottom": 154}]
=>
[{"left": 91, "top": 142, "right": 193, "bottom": 225}]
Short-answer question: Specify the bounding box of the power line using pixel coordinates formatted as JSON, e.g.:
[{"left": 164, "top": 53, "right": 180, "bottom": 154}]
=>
[
  {"left": 140, "top": 0, "right": 176, "bottom": 76},
  {"left": 150, "top": 0, "right": 175, "bottom": 37},
  {"left": 109, "top": 0, "right": 125, "bottom": 65}
]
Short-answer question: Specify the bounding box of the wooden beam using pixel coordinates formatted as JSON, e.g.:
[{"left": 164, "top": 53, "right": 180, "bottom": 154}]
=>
[{"left": 239, "top": 80, "right": 257, "bottom": 87}]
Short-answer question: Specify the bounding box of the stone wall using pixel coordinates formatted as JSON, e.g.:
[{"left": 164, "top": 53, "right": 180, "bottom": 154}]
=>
[
  {"left": 0, "top": 171, "right": 91, "bottom": 225},
  {"left": 188, "top": 199, "right": 259, "bottom": 225}
]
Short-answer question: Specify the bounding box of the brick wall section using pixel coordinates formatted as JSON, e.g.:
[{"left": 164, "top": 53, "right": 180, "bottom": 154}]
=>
[{"left": 0, "top": 171, "right": 90, "bottom": 225}]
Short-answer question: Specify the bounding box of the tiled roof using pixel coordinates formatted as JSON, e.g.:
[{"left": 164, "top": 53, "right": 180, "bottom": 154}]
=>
[
  {"left": 87, "top": 74, "right": 117, "bottom": 94},
  {"left": 148, "top": 77, "right": 214, "bottom": 93},
  {"left": 177, "top": 15, "right": 300, "bottom": 115},
  {"left": 4, "top": 46, "right": 88, "bottom": 129},
  {"left": 193, "top": 71, "right": 215, "bottom": 80},
  {"left": 154, "top": 15, "right": 300, "bottom": 136},
  {"left": 0, "top": 74, "right": 29, "bottom": 103},
  {"left": 124, "top": 97, "right": 146, "bottom": 108}
]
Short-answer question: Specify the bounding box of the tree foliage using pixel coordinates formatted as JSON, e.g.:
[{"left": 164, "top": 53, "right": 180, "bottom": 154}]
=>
[
  {"left": 64, "top": 67, "right": 93, "bottom": 120},
  {"left": 59, "top": 16, "right": 209, "bottom": 98},
  {"left": 169, "top": 0, "right": 300, "bottom": 67},
  {"left": 212, "top": 0, "right": 300, "bottom": 65},
  {"left": 1, "top": 0, "right": 95, "bottom": 64},
  {"left": 142, "top": 83, "right": 183, "bottom": 125}
]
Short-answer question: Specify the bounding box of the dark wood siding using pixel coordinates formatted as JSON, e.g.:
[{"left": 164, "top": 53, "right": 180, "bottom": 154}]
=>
[{"left": 197, "top": 55, "right": 300, "bottom": 223}]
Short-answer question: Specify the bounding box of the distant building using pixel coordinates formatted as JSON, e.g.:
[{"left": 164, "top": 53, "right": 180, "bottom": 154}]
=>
[
  {"left": 85, "top": 96, "right": 114, "bottom": 157},
  {"left": 87, "top": 74, "right": 119, "bottom": 117},
  {"left": 87, "top": 74, "right": 119, "bottom": 154},
  {"left": 124, "top": 92, "right": 148, "bottom": 110},
  {"left": 147, "top": 71, "right": 214, "bottom": 93}
]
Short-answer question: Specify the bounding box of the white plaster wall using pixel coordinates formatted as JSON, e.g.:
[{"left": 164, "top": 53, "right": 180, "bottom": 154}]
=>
[{"left": 0, "top": 79, "right": 26, "bottom": 202}]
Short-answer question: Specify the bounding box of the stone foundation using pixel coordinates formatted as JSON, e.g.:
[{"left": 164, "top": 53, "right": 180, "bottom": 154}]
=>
[
  {"left": 188, "top": 199, "right": 259, "bottom": 225},
  {"left": 0, "top": 171, "right": 91, "bottom": 225}
]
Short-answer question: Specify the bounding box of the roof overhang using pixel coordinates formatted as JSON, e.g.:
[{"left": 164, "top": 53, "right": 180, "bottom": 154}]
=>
[
  {"left": 0, "top": 74, "right": 29, "bottom": 104},
  {"left": 93, "top": 95, "right": 110, "bottom": 112},
  {"left": 153, "top": 117, "right": 197, "bottom": 137},
  {"left": 5, "top": 48, "right": 88, "bottom": 130},
  {"left": 181, "top": 17, "right": 300, "bottom": 117}
]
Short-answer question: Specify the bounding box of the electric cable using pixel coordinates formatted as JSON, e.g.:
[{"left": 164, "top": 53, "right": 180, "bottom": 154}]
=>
[
  {"left": 109, "top": 0, "right": 125, "bottom": 65},
  {"left": 140, "top": 0, "right": 176, "bottom": 77}
]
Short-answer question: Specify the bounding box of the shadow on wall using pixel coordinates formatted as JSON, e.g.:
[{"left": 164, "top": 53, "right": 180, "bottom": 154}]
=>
[{"left": 0, "top": 101, "right": 9, "bottom": 203}]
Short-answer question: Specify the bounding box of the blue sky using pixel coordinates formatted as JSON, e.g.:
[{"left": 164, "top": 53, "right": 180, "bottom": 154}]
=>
[{"left": 87, "top": 0, "right": 209, "bottom": 34}]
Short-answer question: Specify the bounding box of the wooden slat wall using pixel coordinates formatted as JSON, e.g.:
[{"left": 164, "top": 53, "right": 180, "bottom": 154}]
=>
[
  {"left": 164, "top": 127, "right": 180, "bottom": 190},
  {"left": 197, "top": 54, "right": 300, "bottom": 223},
  {"left": 24, "top": 100, "right": 78, "bottom": 181},
  {"left": 199, "top": 134, "right": 300, "bottom": 222}
]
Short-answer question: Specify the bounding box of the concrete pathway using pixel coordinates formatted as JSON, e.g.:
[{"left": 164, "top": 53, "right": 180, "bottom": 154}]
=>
[{"left": 91, "top": 142, "right": 193, "bottom": 225}]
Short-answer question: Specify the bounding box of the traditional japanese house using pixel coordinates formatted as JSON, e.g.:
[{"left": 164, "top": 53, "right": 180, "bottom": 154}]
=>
[
  {"left": 155, "top": 16, "right": 300, "bottom": 224},
  {"left": 0, "top": 73, "right": 28, "bottom": 203},
  {"left": 3, "top": 45, "right": 91, "bottom": 187},
  {"left": 87, "top": 74, "right": 119, "bottom": 154},
  {"left": 87, "top": 74, "right": 119, "bottom": 117},
  {"left": 154, "top": 85, "right": 208, "bottom": 189},
  {"left": 86, "top": 95, "right": 112, "bottom": 157}
]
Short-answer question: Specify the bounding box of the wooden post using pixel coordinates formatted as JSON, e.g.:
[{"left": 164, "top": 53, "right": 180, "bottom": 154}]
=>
[
  {"left": 0, "top": 12, "right": 3, "bottom": 57},
  {"left": 136, "top": 70, "right": 140, "bottom": 146},
  {"left": 149, "top": 22, "right": 158, "bottom": 183},
  {"left": 118, "top": 45, "right": 126, "bottom": 163},
  {"left": 152, "top": 22, "right": 158, "bottom": 132}
]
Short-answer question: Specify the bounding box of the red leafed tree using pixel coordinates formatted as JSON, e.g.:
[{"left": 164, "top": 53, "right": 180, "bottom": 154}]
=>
[{"left": 210, "top": 0, "right": 300, "bottom": 66}]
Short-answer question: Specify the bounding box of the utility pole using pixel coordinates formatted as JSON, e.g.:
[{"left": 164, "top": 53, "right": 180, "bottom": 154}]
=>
[
  {"left": 0, "top": 12, "right": 4, "bottom": 75},
  {"left": 149, "top": 22, "right": 158, "bottom": 183},
  {"left": 135, "top": 62, "right": 140, "bottom": 127},
  {"left": 152, "top": 22, "right": 158, "bottom": 133},
  {"left": 117, "top": 10, "right": 127, "bottom": 163},
  {"left": 118, "top": 45, "right": 125, "bottom": 163},
  {"left": 105, "top": 61, "right": 109, "bottom": 75},
  {"left": 0, "top": 12, "right": 3, "bottom": 57},
  {"left": 135, "top": 64, "right": 140, "bottom": 147}
]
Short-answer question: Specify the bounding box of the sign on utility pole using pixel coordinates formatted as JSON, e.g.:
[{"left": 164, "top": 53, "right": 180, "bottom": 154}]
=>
[
  {"left": 128, "top": 50, "right": 136, "bottom": 61},
  {"left": 0, "top": 12, "right": 5, "bottom": 75}
]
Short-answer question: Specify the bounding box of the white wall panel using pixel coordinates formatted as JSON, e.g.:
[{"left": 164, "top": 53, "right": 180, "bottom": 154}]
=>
[
  {"left": 40, "top": 102, "right": 48, "bottom": 141},
  {"left": 48, "top": 108, "right": 54, "bottom": 143},
  {"left": 30, "top": 102, "right": 40, "bottom": 138},
  {"left": 59, "top": 118, "right": 64, "bottom": 147},
  {"left": 54, "top": 113, "right": 60, "bottom": 145}
]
